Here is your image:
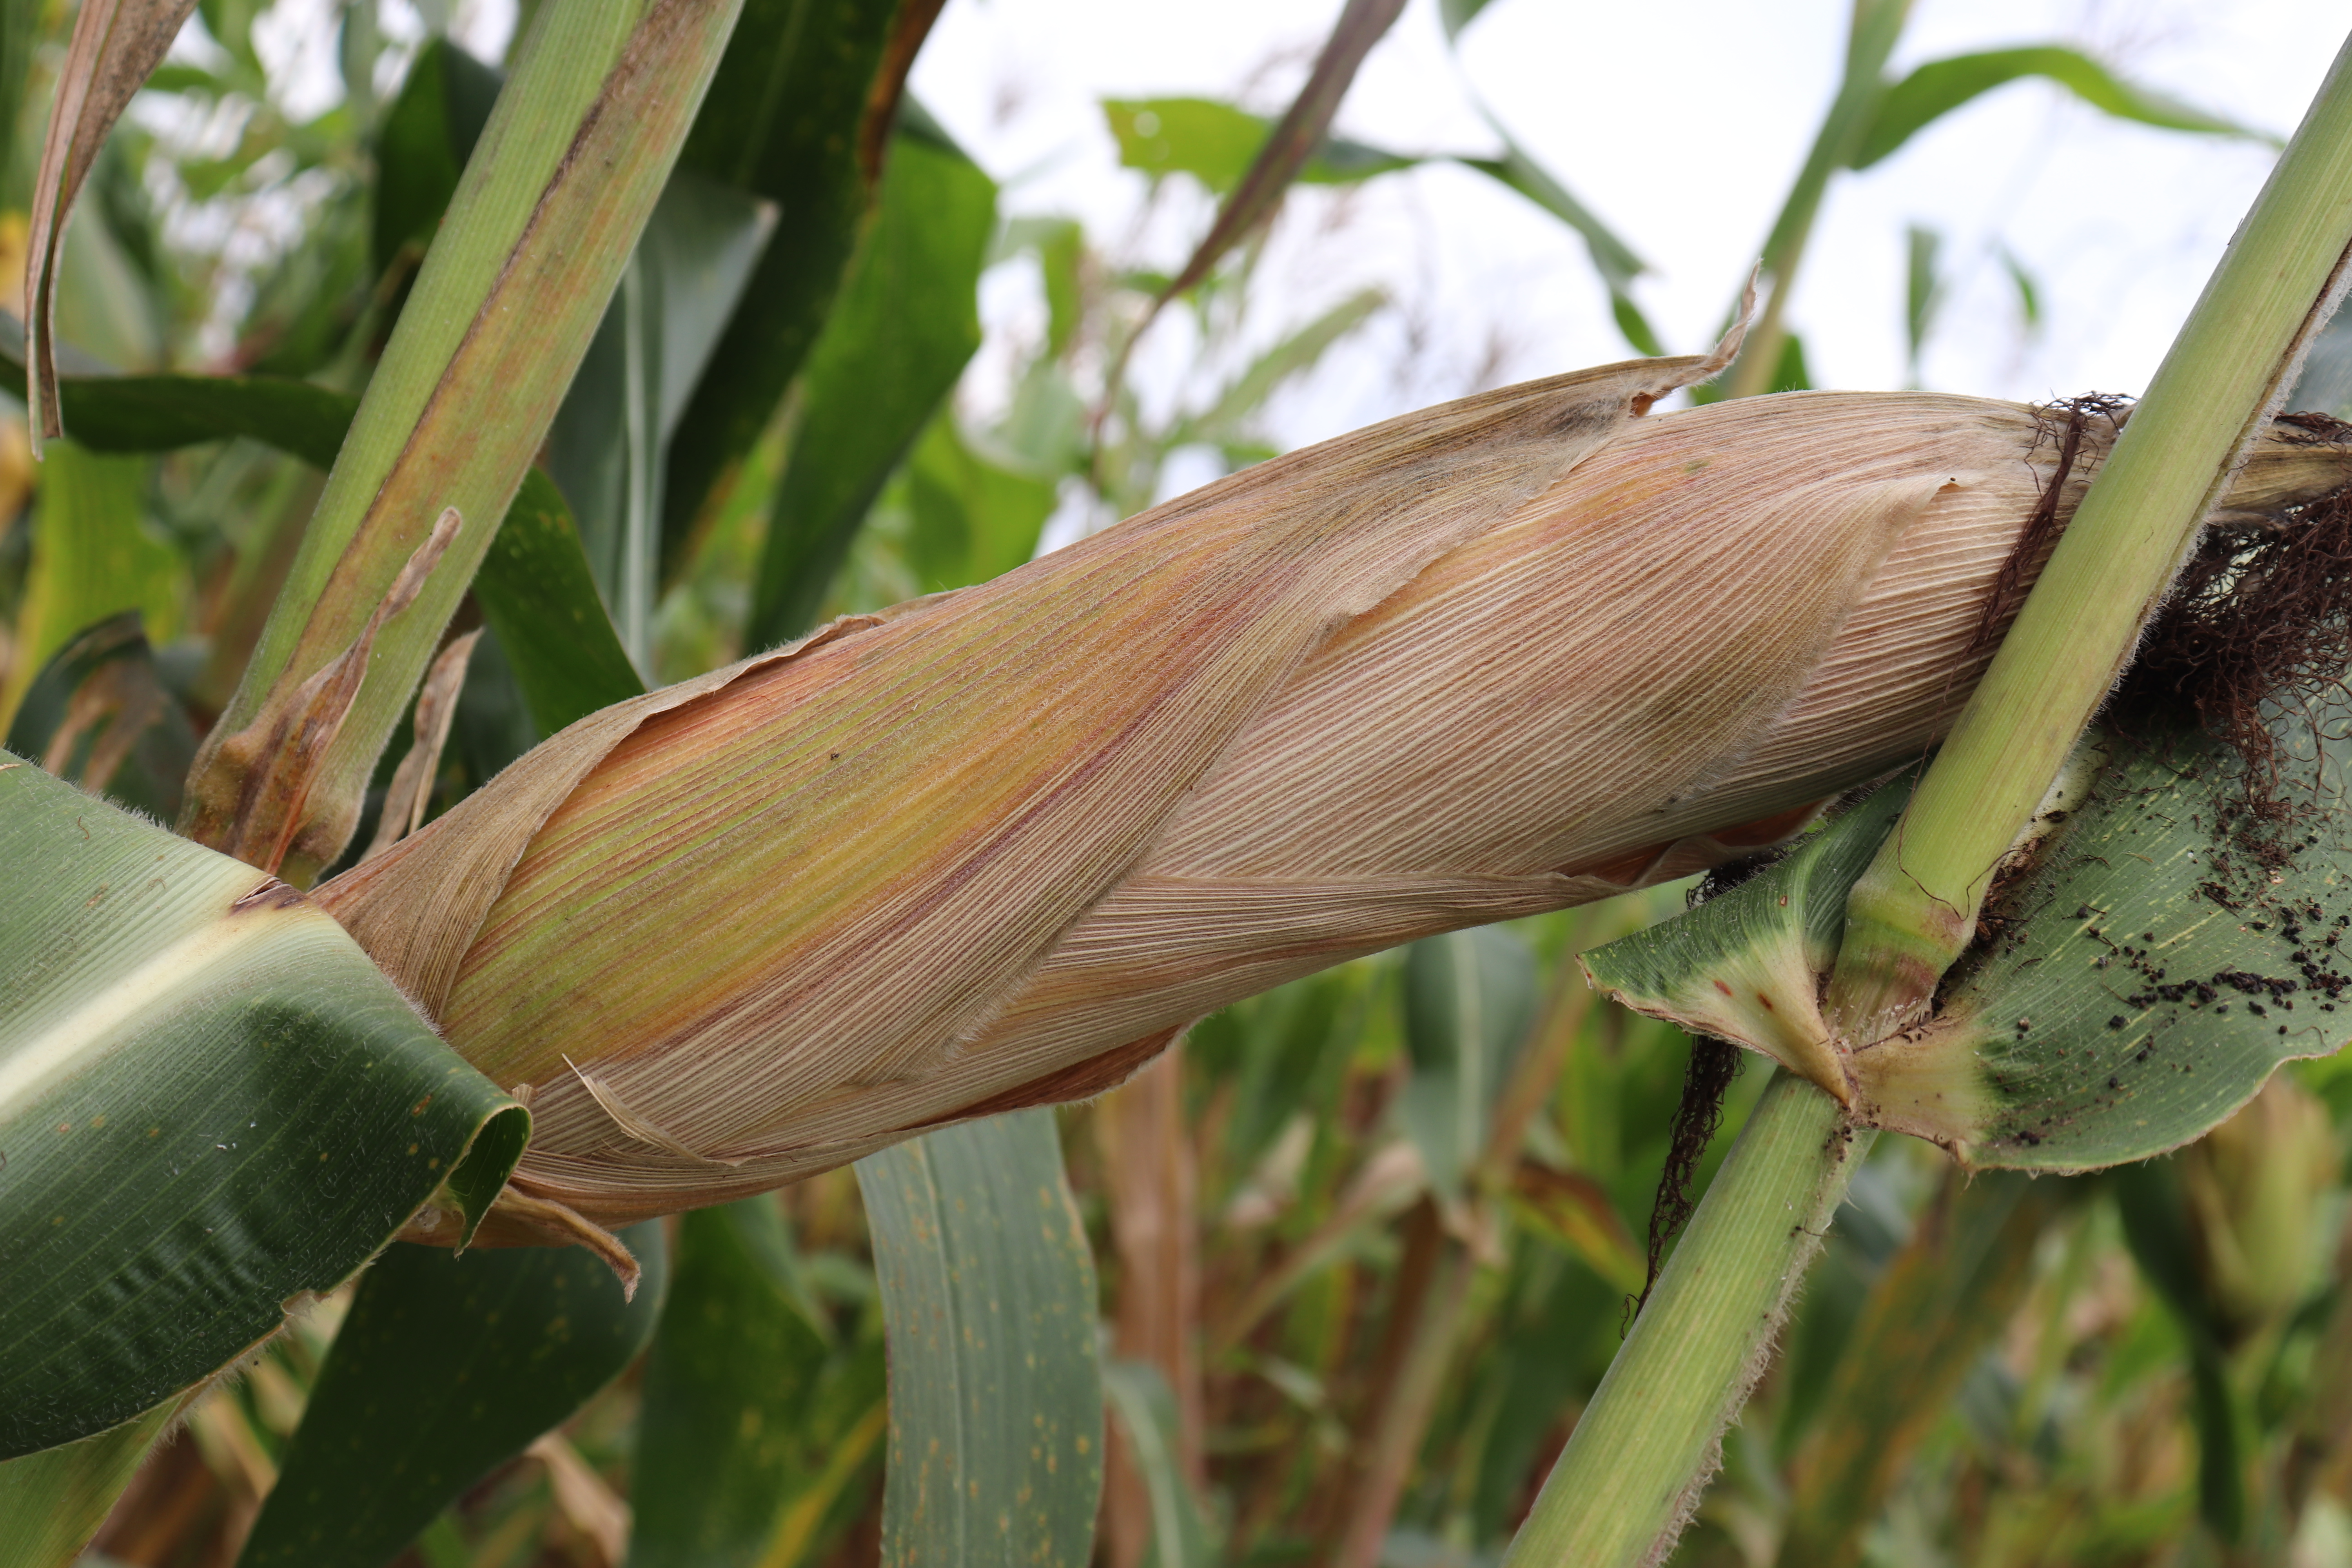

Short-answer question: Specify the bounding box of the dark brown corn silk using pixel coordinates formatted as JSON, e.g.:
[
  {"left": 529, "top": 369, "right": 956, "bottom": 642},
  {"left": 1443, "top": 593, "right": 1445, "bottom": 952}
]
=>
[
  {"left": 1630, "top": 1033, "right": 1746, "bottom": 1329},
  {"left": 2120, "top": 411, "right": 2352, "bottom": 840}
]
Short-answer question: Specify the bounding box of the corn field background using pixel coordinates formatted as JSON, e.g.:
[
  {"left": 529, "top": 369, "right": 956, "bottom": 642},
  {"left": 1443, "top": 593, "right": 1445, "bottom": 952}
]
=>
[{"left": 12, "top": 0, "right": 2352, "bottom": 1564}]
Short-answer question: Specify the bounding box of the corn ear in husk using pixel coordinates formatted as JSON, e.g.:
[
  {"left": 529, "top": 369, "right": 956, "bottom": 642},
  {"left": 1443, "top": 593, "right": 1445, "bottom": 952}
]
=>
[{"left": 315, "top": 357, "right": 2352, "bottom": 1233}]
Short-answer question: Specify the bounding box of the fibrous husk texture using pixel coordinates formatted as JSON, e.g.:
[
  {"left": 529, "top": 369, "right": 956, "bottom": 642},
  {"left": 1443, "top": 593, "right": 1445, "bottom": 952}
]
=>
[{"left": 319, "top": 361, "right": 2305, "bottom": 1227}]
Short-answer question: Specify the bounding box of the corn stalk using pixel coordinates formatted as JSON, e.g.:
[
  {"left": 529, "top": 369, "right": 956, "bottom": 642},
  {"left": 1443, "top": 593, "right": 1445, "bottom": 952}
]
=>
[{"left": 1827, "top": 35, "right": 2352, "bottom": 1040}]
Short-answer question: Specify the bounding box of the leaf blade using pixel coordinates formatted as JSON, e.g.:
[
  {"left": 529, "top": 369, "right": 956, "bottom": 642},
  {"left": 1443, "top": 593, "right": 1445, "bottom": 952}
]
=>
[
  {"left": 0, "top": 753, "right": 526, "bottom": 1457},
  {"left": 746, "top": 125, "right": 995, "bottom": 645},
  {"left": 660, "top": 0, "right": 944, "bottom": 570},
  {"left": 236, "top": 1223, "right": 669, "bottom": 1568},
  {"left": 0, "top": 350, "right": 642, "bottom": 734},
  {"left": 632, "top": 1199, "right": 885, "bottom": 1568},
  {"left": 855, "top": 1111, "right": 1103, "bottom": 1568},
  {"left": 1854, "top": 45, "right": 2268, "bottom": 171}
]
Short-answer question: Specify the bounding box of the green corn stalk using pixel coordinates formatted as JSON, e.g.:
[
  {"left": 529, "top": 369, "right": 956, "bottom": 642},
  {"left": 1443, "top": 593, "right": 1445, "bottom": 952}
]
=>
[
  {"left": 179, "top": 0, "right": 749, "bottom": 883},
  {"left": 1826, "top": 35, "right": 2352, "bottom": 1042}
]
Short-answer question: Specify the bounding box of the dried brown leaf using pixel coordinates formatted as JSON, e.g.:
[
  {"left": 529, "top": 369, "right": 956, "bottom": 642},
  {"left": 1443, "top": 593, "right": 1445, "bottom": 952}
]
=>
[
  {"left": 205, "top": 508, "right": 462, "bottom": 875},
  {"left": 358, "top": 628, "right": 480, "bottom": 864},
  {"left": 25, "top": 0, "right": 200, "bottom": 446}
]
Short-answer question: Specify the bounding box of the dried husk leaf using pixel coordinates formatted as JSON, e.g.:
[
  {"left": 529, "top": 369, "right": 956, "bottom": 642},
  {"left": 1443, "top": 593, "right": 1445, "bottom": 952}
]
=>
[
  {"left": 358, "top": 628, "right": 482, "bottom": 864},
  {"left": 24, "top": 0, "right": 201, "bottom": 446},
  {"left": 318, "top": 372, "right": 2333, "bottom": 1227},
  {"left": 323, "top": 351, "right": 1726, "bottom": 1222}
]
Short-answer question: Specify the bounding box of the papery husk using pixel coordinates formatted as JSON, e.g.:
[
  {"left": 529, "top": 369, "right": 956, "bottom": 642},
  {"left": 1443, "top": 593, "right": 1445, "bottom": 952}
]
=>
[{"left": 316, "top": 361, "right": 2348, "bottom": 1232}]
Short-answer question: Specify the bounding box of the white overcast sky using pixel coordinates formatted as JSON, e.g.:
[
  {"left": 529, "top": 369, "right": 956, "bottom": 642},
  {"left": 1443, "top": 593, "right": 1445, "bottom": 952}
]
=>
[
  {"left": 377, "top": 0, "right": 2352, "bottom": 477},
  {"left": 898, "top": 0, "right": 2352, "bottom": 468}
]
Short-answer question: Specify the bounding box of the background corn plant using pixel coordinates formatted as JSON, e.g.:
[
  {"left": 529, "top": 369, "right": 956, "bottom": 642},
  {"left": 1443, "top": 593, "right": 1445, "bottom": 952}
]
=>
[{"left": 3, "top": 0, "right": 2350, "bottom": 1564}]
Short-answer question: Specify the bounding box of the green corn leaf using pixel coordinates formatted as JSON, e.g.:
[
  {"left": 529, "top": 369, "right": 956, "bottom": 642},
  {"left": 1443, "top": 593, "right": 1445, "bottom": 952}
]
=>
[
  {"left": 2002, "top": 246, "right": 2044, "bottom": 332},
  {"left": 236, "top": 1222, "right": 667, "bottom": 1568},
  {"left": 996, "top": 216, "right": 1086, "bottom": 356},
  {"left": 36, "top": 369, "right": 356, "bottom": 469},
  {"left": 480, "top": 474, "right": 650, "bottom": 730},
  {"left": 660, "top": 0, "right": 939, "bottom": 574},
  {"left": 0, "top": 753, "right": 529, "bottom": 1458},
  {"left": 0, "top": 0, "right": 34, "bottom": 198},
  {"left": 632, "top": 1198, "right": 887, "bottom": 1568},
  {"left": 1457, "top": 138, "right": 1644, "bottom": 298},
  {"left": 1104, "top": 97, "right": 1260, "bottom": 188},
  {"left": 1397, "top": 927, "right": 1539, "bottom": 1201},
  {"left": 0, "top": 442, "right": 181, "bottom": 732},
  {"left": 747, "top": 122, "right": 995, "bottom": 646},
  {"left": 0, "top": 346, "right": 641, "bottom": 735},
  {"left": 544, "top": 166, "right": 776, "bottom": 668},
  {"left": 1774, "top": 1171, "right": 2065, "bottom": 1568},
  {"left": 1437, "top": 0, "right": 1496, "bottom": 39},
  {"left": 1852, "top": 45, "right": 2268, "bottom": 172},
  {"left": 5, "top": 611, "right": 198, "bottom": 822},
  {"left": 1176, "top": 287, "right": 1386, "bottom": 450},
  {"left": 1690, "top": 330, "right": 1812, "bottom": 403},
  {"left": 372, "top": 38, "right": 504, "bottom": 279},
  {"left": 903, "top": 415, "right": 1058, "bottom": 595},
  {"left": 1905, "top": 223, "right": 1944, "bottom": 372},
  {"left": 0, "top": 1399, "right": 179, "bottom": 1568},
  {"left": 1099, "top": 94, "right": 1653, "bottom": 355},
  {"left": 1459, "top": 140, "right": 1658, "bottom": 354},
  {"left": 2113, "top": 1160, "right": 2247, "bottom": 1543},
  {"left": 855, "top": 1110, "right": 1103, "bottom": 1568},
  {"left": 1103, "top": 97, "right": 1411, "bottom": 192},
  {"left": 1102, "top": 1359, "right": 1223, "bottom": 1568}
]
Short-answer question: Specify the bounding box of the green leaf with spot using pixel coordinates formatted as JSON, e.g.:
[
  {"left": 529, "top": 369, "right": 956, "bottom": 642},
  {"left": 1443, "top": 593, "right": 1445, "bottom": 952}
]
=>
[
  {"left": 855, "top": 1110, "right": 1102, "bottom": 1568},
  {"left": 0, "top": 753, "right": 528, "bottom": 1459},
  {"left": 1858, "top": 722, "right": 2352, "bottom": 1169},
  {"left": 1590, "top": 711, "right": 2352, "bottom": 1171},
  {"left": 1581, "top": 777, "right": 1915, "bottom": 1100},
  {"left": 236, "top": 1223, "right": 668, "bottom": 1568}
]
